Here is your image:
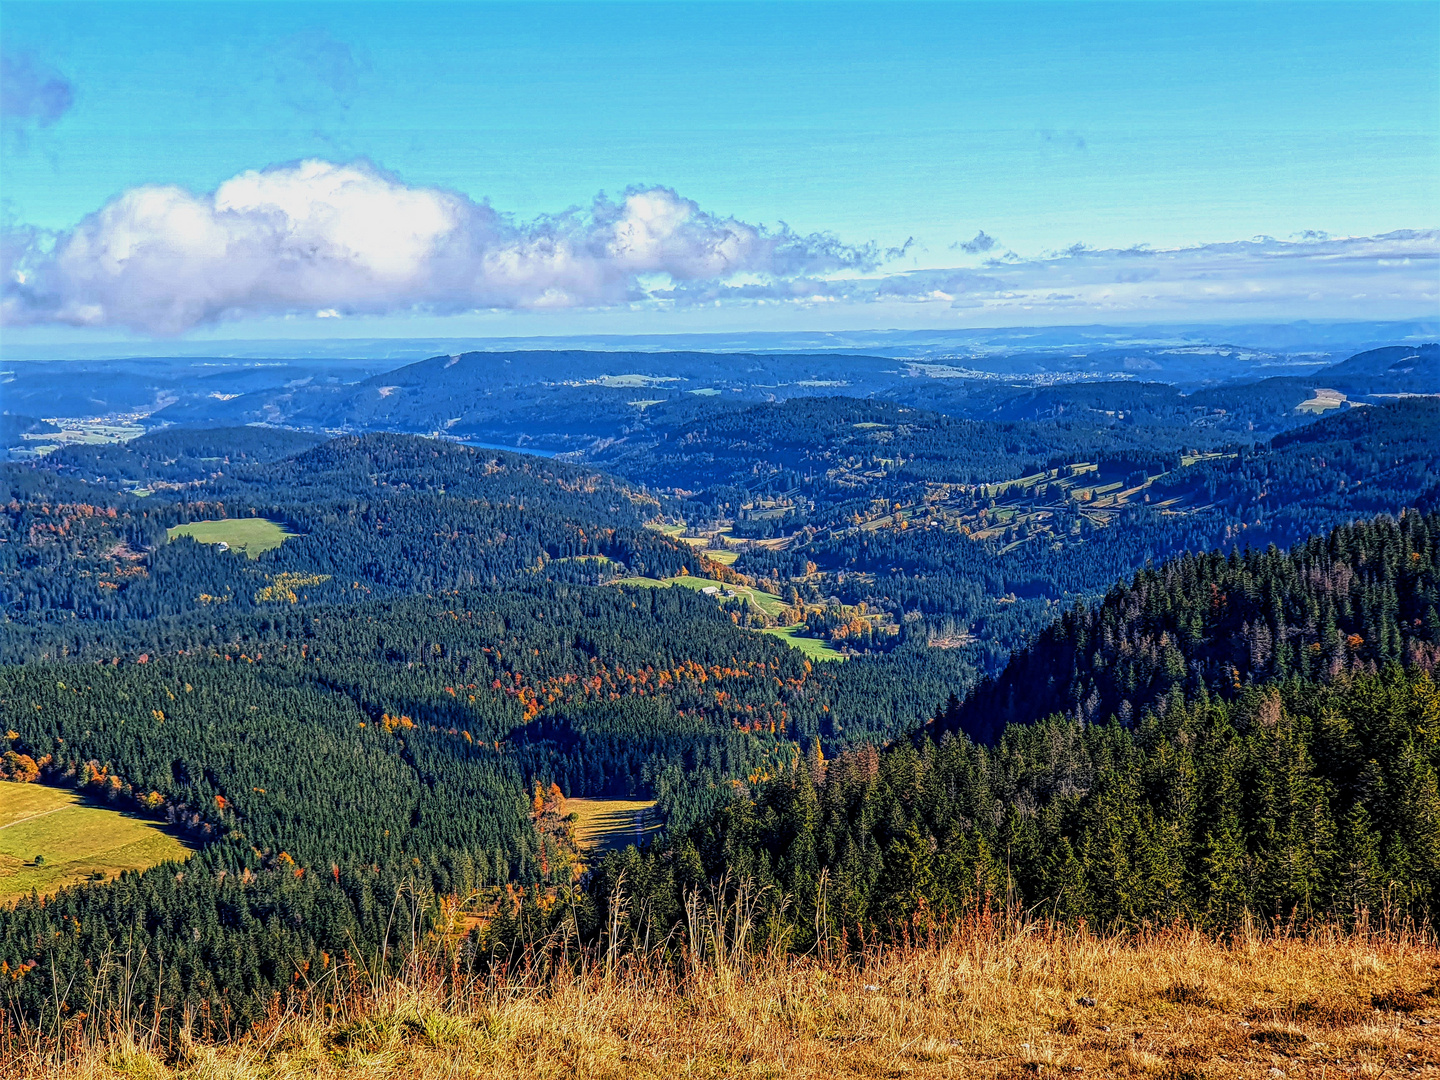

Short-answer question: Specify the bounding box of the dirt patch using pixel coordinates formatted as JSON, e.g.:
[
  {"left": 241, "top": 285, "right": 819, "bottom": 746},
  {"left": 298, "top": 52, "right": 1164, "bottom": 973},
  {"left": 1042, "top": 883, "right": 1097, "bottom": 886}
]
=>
[
  {"left": 1373, "top": 985, "right": 1434, "bottom": 1013},
  {"left": 1250, "top": 1026, "right": 1308, "bottom": 1050}
]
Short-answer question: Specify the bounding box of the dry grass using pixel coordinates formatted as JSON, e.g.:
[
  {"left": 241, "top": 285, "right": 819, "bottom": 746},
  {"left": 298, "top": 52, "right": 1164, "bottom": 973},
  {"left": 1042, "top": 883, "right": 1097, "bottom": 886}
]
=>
[
  {"left": 1296, "top": 389, "right": 1348, "bottom": 415},
  {"left": 565, "top": 797, "right": 660, "bottom": 855},
  {"left": 14, "top": 917, "right": 1439, "bottom": 1080}
]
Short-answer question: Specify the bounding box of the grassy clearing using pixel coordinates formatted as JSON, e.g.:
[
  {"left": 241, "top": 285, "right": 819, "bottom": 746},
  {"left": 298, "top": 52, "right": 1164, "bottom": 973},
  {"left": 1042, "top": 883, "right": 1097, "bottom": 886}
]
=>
[
  {"left": 15, "top": 421, "right": 146, "bottom": 458},
  {"left": 640, "top": 518, "right": 738, "bottom": 560},
  {"left": 614, "top": 576, "right": 838, "bottom": 660},
  {"left": 168, "top": 518, "right": 293, "bottom": 558},
  {"left": 26, "top": 922, "right": 1437, "bottom": 1079},
  {"left": 566, "top": 797, "right": 660, "bottom": 855},
  {"left": 1180, "top": 451, "right": 1237, "bottom": 468},
  {"left": 667, "top": 574, "right": 787, "bottom": 616},
  {"left": 761, "top": 624, "right": 845, "bottom": 661},
  {"left": 0, "top": 784, "right": 191, "bottom": 902},
  {"left": 1297, "top": 388, "right": 1347, "bottom": 414},
  {"left": 614, "top": 574, "right": 787, "bottom": 617}
]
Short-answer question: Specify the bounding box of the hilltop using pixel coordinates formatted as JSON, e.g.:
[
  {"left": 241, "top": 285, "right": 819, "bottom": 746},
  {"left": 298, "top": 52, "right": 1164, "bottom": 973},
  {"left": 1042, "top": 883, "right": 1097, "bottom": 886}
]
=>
[{"left": 15, "top": 923, "right": 1437, "bottom": 1079}]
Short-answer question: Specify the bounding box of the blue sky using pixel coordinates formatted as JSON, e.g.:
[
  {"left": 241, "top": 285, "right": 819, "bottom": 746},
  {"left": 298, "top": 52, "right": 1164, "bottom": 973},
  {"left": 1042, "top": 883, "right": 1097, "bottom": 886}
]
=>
[{"left": 2, "top": 1, "right": 1437, "bottom": 342}]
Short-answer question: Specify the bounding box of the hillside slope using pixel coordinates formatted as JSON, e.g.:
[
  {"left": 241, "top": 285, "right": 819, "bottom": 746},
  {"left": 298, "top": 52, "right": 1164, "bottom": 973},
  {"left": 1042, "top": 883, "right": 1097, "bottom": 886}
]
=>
[
  {"left": 1313, "top": 342, "right": 1439, "bottom": 394},
  {"left": 943, "top": 509, "right": 1439, "bottom": 745},
  {"left": 580, "top": 515, "right": 1440, "bottom": 965},
  {"left": 1, "top": 434, "right": 702, "bottom": 622}
]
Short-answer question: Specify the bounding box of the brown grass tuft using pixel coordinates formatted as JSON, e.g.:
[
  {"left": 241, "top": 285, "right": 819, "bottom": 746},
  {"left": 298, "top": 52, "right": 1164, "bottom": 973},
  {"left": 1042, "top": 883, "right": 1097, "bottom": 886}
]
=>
[
  {"left": 10, "top": 920, "right": 1439, "bottom": 1080},
  {"left": 1373, "top": 985, "right": 1434, "bottom": 1013}
]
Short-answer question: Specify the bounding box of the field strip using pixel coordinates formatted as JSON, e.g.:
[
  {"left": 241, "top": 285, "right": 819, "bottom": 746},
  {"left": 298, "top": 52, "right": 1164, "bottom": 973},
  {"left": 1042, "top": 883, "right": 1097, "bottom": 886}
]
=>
[{"left": 567, "top": 798, "right": 660, "bottom": 857}]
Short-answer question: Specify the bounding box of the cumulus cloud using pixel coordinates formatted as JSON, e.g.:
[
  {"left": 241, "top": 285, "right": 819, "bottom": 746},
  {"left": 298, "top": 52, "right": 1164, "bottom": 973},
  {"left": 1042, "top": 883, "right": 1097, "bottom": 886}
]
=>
[
  {"left": 3, "top": 159, "right": 1434, "bottom": 332},
  {"left": 1, "top": 53, "right": 74, "bottom": 136},
  {"left": 2, "top": 160, "right": 878, "bottom": 333}
]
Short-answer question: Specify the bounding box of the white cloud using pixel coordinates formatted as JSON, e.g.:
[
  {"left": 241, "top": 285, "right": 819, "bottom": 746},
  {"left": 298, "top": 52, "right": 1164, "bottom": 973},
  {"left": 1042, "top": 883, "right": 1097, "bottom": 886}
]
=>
[
  {"left": 1, "top": 159, "right": 875, "bottom": 334},
  {"left": 2, "top": 157, "right": 1434, "bottom": 334}
]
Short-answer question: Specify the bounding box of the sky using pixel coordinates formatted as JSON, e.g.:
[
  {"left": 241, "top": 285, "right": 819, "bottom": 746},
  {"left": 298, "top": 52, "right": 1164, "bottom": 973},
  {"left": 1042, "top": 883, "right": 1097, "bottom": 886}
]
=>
[{"left": 1, "top": 0, "right": 1437, "bottom": 344}]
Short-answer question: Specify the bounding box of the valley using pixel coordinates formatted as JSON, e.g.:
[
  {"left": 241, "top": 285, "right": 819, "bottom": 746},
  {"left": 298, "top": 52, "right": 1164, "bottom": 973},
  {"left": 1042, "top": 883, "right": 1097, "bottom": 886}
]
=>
[
  {"left": 4, "top": 1, "right": 1436, "bottom": 1072},
  {"left": 0, "top": 338, "right": 1436, "bottom": 1068}
]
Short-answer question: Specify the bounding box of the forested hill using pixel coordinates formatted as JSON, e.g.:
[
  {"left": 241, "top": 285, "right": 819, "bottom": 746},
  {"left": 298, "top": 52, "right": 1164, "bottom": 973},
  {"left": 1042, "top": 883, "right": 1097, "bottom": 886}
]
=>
[
  {"left": 43, "top": 426, "right": 325, "bottom": 486},
  {"left": 1151, "top": 395, "right": 1440, "bottom": 546},
  {"left": 36, "top": 429, "right": 647, "bottom": 506},
  {"left": 600, "top": 395, "right": 1181, "bottom": 512},
  {"left": 621, "top": 660, "right": 1440, "bottom": 944},
  {"left": 1310, "top": 342, "right": 1439, "bottom": 395},
  {"left": 1271, "top": 392, "right": 1440, "bottom": 456},
  {"left": 939, "top": 511, "right": 1440, "bottom": 745},
  {"left": 589, "top": 512, "right": 1440, "bottom": 948},
  {"left": 211, "top": 431, "right": 642, "bottom": 504},
  {"left": 1, "top": 434, "right": 705, "bottom": 622}
]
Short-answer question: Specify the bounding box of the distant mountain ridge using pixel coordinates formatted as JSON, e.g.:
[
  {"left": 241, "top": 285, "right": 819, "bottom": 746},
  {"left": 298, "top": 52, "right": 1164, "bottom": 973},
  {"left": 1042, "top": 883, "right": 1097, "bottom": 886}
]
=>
[
  {"left": 134, "top": 342, "right": 1439, "bottom": 457},
  {"left": 1312, "top": 342, "right": 1438, "bottom": 394}
]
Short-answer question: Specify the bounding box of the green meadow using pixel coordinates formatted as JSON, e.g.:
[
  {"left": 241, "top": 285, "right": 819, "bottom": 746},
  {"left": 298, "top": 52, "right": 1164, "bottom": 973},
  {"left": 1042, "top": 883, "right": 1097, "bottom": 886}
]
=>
[
  {"left": 760, "top": 623, "right": 846, "bottom": 661},
  {"left": 615, "top": 573, "right": 788, "bottom": 617},
  {"left": 168, "top": 517, "right": 294, "bottom": 558},
  {"left": 0, "top": 784, "right": 192, "bottom": 902}
]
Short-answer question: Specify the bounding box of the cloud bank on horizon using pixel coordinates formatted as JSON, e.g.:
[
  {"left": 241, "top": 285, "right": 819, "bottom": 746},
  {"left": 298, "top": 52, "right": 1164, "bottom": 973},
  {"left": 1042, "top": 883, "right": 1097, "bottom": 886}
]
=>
[{"left": 3, "top": 159, "right": 1435, "bottom": 335}]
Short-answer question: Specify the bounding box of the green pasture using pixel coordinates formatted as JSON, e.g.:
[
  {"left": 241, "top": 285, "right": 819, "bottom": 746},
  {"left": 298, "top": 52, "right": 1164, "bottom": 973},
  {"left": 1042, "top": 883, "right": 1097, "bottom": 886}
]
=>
[
  {"left": 760, "top": 624, "right": 846, "bottom": 661},
  {"left": 0, "top": 784, "right": 192, "bottom": 902},
  {"left": 168, "top": 518, "right": 293, "bottom": 558},
  {"left": 669, "top": 574, "right": 788, "bottom": 616},
  {"left": 614, "top": 573, "right": 786, "bottom": 616}
]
